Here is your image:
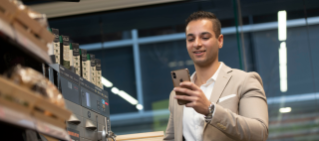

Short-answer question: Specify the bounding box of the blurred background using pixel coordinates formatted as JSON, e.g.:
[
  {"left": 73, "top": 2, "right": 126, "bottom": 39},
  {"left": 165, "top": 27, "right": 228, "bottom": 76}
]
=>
[{"left": 25, "top": 0, "right": 319, "bottom": 140}]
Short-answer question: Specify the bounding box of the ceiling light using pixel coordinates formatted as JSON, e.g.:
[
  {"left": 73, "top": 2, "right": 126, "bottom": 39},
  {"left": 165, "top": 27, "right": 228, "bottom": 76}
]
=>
[
  {"left": 118, "top": 90, "right": 138, "bottom": 105},
  {"left": 101, "top": 77, "right": 113, "bottom": 88},
  {"left": 111, "top": 87, "right": 119, "bottom": 94},
  {"left": 136, "top": 104, "right": 143, "bottom": 110},
  {"left": 279, "top": 42, "right": 287, "bottom": 92},
  {"left": 278, "top": 10, "right": 287, "bottom": 41},
  {"left": 279, "top": 107, "right": 291, "bottom": 113}
]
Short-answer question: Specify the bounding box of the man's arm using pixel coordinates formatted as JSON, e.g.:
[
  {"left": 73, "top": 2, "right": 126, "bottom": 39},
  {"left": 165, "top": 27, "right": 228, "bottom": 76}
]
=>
[
  {"left": 163, "top": 91, "right": 175, "bottom": 141},
  {"left": 209, "top": 72, "right": 269, "bottom": 141}
]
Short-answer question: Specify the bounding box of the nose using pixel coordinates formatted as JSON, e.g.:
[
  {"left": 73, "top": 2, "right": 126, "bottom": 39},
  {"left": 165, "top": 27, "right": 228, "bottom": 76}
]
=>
[{"left": 194, "top": 38, "right": 202, "bottom": 48}]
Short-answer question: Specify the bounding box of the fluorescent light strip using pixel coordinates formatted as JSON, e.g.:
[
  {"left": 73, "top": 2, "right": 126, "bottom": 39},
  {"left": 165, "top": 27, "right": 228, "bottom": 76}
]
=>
[
  {"left": 118, "top": 90, "right": 138, "bottom": 105},
  {"left": 279, "top": 107, "right": 291, "bottom": 113},
  {"left": 101, "top": 77, "right": 113, "bottom": 88},
  {"left": 110, "top": 87, "right": 138, "bottom": 105},
  {"left": 101, "top": 76, "right": 141, "bottom": 109},
  {"left": 136, "top": 104, "right": 143, "bottom": 110},
  {"left": 111, "top": 87, "right": 119, "bottom": 95},
  {"left": 279, "top": 42, "right": 287, "bottom": 92},
  {"left": 278, "top": 10, "right": 287, "bottom": 41}
]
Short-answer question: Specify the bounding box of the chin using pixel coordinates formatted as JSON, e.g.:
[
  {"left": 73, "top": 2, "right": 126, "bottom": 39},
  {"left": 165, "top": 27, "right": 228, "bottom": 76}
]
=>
[{"left": 194, "top": 60, "right": 209, "bottom": 67}]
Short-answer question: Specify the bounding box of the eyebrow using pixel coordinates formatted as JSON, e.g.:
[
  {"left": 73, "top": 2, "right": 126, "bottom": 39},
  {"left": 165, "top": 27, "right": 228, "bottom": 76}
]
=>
[
  {"left": 187, "top": 33, "right": 194, "bottom": 37},
  {"left": 201, "top": 32, "right": 211, "bottom": 36},
  {"left": 187, "top": 32, "right": 212, "bottom": 37}
]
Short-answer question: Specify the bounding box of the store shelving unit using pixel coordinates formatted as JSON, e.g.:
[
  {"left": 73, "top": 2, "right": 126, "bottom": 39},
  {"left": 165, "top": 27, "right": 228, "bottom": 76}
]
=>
[
  {"left": 0, "top": 18, "right": 52, "bottom": 64},
  {"left": 0, "top": 12, "right": 70, "bottom": 141}
]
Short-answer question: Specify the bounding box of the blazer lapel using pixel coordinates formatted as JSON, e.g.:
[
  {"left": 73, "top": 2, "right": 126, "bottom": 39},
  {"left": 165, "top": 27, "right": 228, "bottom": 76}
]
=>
[
  {"left": 203, "top": 64, "right": 232, "bottom": 128},
  {"left": 209, "top": 64, "right": 232, "bottom": 103}
]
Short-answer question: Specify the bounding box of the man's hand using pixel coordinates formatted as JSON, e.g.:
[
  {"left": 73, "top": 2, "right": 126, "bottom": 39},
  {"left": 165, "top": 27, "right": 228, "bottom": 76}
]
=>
[{"left": 174, "top": 81, "right": 211, "bottom": 116}]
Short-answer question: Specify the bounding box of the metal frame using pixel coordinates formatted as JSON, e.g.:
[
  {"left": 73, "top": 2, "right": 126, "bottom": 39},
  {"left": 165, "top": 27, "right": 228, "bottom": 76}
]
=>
[{"left": 132, "top": 29, "right": 144, "bottom": 113}]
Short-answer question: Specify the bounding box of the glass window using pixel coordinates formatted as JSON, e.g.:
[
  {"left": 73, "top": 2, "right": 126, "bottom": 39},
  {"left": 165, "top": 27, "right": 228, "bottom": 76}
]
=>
[
  {"left": 88, "top": 47, "right": 138, "bottom": 114},
  {"left": 140, "top": 40, "right": 194, "bottom": 111},
  {"left": 239, "top": 0, "right": 319, "bottom": 140}
]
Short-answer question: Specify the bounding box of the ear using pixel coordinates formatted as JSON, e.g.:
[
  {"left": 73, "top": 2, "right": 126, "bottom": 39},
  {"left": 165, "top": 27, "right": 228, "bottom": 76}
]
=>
[{"left": 218, "top": 34, "right": 224, "bottom": 49}]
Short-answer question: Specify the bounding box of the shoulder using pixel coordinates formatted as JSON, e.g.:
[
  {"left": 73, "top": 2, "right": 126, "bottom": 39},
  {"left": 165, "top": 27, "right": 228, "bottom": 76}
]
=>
[
  {"left": 230, "top": 68, "right": 265, "bottom": 95},
  {"left": 230, "top": 68, "right": 263, "bottom": 84},
  {"left": 221, "top": 63, "right": 263, "bottom": 84}
]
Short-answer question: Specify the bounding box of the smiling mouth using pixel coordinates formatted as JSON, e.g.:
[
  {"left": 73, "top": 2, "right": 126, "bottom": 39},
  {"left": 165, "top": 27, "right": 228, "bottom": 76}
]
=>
[{"left": 193, "top": 50, "right": 206, "bottom": 55}]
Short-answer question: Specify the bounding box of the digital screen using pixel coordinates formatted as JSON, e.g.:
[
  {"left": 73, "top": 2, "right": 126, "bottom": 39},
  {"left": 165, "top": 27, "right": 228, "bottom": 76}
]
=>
[
  {"left": 86, "top": 92, "right": 90, "bottom": 107},
  {"left": 60, "top": 76, "right": 80, "bottom": 104}
]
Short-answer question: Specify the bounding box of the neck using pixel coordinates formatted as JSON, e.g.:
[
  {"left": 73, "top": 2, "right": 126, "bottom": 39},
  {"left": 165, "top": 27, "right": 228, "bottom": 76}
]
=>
[{"left": 194, "top": 60, "right": 220, "bottom": 86}]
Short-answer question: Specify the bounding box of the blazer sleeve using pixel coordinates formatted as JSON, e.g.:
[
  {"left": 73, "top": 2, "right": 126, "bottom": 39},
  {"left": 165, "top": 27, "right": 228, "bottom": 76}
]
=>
[
  {"left": 209, "top": 72, "right": 269, "bottom": 141},
  {"left": 163, "top": 91, "right": 175, "bottom": 141}
]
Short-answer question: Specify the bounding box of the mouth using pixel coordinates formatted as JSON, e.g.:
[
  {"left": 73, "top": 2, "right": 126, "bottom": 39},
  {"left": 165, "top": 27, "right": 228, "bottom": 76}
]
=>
[{"left": 193, "top": 50, "right": 206, "bottom": 56}]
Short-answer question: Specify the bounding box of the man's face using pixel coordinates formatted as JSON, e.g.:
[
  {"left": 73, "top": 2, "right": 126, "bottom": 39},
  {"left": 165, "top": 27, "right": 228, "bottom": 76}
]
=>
[{"left": 186, "top": 19, "right": 223, "bottom": 67}]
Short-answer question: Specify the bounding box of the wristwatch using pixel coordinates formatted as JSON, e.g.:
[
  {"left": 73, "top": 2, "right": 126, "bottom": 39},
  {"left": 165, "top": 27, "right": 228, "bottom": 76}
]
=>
[{"left": 205, "top": 103, "right": 215, "bottom": 123}]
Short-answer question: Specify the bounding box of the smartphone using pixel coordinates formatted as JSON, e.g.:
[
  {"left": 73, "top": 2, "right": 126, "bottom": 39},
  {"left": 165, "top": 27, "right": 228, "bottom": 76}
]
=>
[{"left": 171, "top": 68, "right": 191, "bottom": 105}]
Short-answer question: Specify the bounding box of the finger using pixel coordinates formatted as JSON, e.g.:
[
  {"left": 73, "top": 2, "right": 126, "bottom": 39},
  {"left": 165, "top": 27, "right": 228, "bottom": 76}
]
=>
[
  {"left": 174, "top": 95, "right": 196, "bottom": 101},
  {"left": 185, "top": 101, "right": 196, "bottom": 107},
  {"left": 174, "top": 87, "right": 197, "bottom": 96},
  {"left": 180, "top": 81, "right": 199, "bottom": 90}
]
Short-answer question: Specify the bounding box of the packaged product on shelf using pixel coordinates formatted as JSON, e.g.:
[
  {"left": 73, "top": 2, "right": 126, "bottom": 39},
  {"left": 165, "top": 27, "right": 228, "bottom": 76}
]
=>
[
  {"left": 90, "top": 54, "right": 96, "bottom": 85},
  {"left": 47, "top": 29, "right": 54, "bottom": 63},
  {"left": 5, "top": 65, "right": 66, "bottom": 108},
  {"left": 69, "top": 42, "right": 74, "bottom": 72},
  {"left": 61, "top": 35, "right": 70, "bottom": 69},
  {"left": 95, "top": 59, "right": 103, "bottom": 89},
  {"left": 52, "top": 28, "right": 60, "bottom": 64},
  {"left": 73, "top": 43, "right": 81, "bottom": 76},
  {"left": 79, "top": 49, "right": 83, "bottom": 77},
  {"left": 81, "top": 50, "right": 91, "bottom": 81},
  {"left": 58, "top": 36, "right": 64, "bottom": 65}
]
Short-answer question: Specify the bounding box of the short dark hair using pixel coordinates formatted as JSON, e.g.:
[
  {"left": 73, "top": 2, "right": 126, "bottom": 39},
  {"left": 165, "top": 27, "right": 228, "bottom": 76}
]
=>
[{"left": 185, "top": 11, "right": 222, "bottom": 38}]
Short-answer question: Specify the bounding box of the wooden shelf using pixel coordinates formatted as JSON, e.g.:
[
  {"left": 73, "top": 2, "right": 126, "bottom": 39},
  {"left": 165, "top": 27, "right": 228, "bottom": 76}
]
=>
[
  {"left": 0, "top": 18, "right": 52, "bottom": 64},
  {"left": 116, "top": 131, "right": 164, "bottom": 141},
  {"left": 0, "top": 105, "right": 70, "bottom": 141}
]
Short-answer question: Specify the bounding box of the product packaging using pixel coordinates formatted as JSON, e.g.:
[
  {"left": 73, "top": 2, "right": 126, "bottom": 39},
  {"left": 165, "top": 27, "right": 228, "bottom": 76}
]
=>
[
  {"left": 48, "top": 28, "right": 56, "bottom": 63},
  {"left": 79, "top": 49, "right": 83, "bottom": 77},
  {"left": 61, "top": 35, "right": 70, "bottom": 69},
  {"left": 95, "top": 59, "right": 102, "bottom": 88},
  {"left": 90, "top": 54, "right": 96, "bottom": 85},
  {"left": 81, "top": 50, "right": 91, "bottom": 81},
  {"left": 52, "top": 28, "right": 60, "bottom": 64},
  {"left": 73, "top": 43, "right": 81, "bottom": 76},
  {"left": 5, "top": 65, "right": 65, "bottom": 108},
  {"left": 69, "top": 42, "right": 74, "bottom": 71}
]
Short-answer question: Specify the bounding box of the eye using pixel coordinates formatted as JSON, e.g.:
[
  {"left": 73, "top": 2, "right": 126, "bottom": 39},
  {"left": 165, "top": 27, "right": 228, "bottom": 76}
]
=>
[
  {"left": 202, "top": 35, "right": 210, "bottom": 40},
  {"left": 187, "top": 38, "right": 194, "bottom": 42}
]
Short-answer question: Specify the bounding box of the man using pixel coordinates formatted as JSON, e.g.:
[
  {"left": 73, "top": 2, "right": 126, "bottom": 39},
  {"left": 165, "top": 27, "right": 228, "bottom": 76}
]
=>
[{"left": 163, "top": 11, "right": 268, "bottom": 141}]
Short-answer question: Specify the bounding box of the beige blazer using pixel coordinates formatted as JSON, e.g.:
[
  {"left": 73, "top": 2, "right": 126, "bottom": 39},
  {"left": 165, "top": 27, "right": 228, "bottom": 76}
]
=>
[{"left": 163, "top": 64, "right": 268, "bottom": 141}]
